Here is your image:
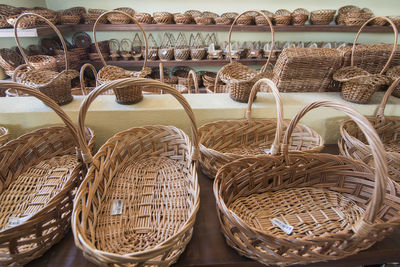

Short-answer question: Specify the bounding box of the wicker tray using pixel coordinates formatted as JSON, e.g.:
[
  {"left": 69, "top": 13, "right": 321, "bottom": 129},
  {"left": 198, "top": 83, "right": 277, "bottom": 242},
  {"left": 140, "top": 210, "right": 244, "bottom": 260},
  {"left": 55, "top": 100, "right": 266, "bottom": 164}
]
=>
[
  {"left": 0, "top": 81, "right": 95, "bottom": 266},
  {"left": 199, "top": 78, "right": 324, "bottom": 178},
  {"left": 72, "top": 78, "right": 200, "bottom": 267}
]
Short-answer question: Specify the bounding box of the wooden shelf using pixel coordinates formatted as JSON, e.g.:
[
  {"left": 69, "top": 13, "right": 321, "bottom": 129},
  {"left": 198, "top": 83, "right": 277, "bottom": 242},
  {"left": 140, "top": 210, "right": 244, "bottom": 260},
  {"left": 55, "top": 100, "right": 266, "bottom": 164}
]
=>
[
  {"left": 0, "top": 24, "right": 396, "bottom": 37},
  {"left": 84, "top": 58, "right": 269, "bottom": 67}
]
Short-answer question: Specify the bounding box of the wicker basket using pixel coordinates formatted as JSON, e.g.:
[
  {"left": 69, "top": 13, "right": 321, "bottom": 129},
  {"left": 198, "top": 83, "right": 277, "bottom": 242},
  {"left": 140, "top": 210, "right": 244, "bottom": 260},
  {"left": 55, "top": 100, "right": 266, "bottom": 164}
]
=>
[
  {"left": 345, "top": 12, "right": 373, "bottom": 26},
  {"left": 199, "top": 78, "right": 323, "bottom": 178},
  {"left": 215, "top": 17, "right": 233, "bottom": 25},
  {"left": 336, "top": 5, "right": 361, "bottom": 25},
  {"left": 107, "top": 12, "right": 131, "bottom": 24},
  {"left": 215, "top": 99, "right": 400, "bottom": 265},
  {"left": 153, "top": 11, "right": 173, "bottom": 24},
  {"left": 75, "top": 63, "right": 114, "bottom": 96},
  {"left": 334, "top": 16, "right": 397, "bottom": 104},
  {"left": 387, "top": 66, "right": 400, "bottom": 97},
  {"left": 194, "top": 16, "right": 214, "bottom": 25},
  {"left": 0, "top": 81, "right": 95, "bottom": 267},
  {"left": 94, "top": 10, "right": 151, "bottom": 104},
  {"left": 291, "top": 8, "right": 309, "bottom": 26},
  {"left": 185, "top": 9, "right": 202, "bottom": 18},
  {"left": 158, "top": 33, "right": 174, "bottom": 61},
  {"left": 83, "top": 12, "right": 107, "bottom": 24},
  {"left": 0, "top": 48, "right": 23, "bottom": 75},
  {"left": 310, "top": 9, "right": 336, "bottom": 25},
  {"left": 24, "top": 9, "right": 58, "bottom": 25},
  {"left": 134, "top": 13, "right": 153, "bottom": 24},
  {"left": 274, "top": 9, "right": 291, "bottom": 26},
  {"left": 120, "top": 38, "right": 132, "bottom": 60},
  {"left": 13, "top": 13, "right": 78, "bottom": 105},
  {"left": 340, "top": 77, "right": 400, "bottom": 183},
  {"left": 174, "top": 32, "right": 190, "bottom": 61},
  {"left": 60, "top": 14, "right": 80, "bottom": 24},
  {"left": 72, "top": 78, "right": 200, "bottom": 267},
  {"left": 174, "top": 13, "right": 192, "bottom": 24},
  {"left": 7, "top": 14, "right": 36, "bottom": 29},
  {"left": 217, "top": 10, "right": 275, "bottom": 102}
]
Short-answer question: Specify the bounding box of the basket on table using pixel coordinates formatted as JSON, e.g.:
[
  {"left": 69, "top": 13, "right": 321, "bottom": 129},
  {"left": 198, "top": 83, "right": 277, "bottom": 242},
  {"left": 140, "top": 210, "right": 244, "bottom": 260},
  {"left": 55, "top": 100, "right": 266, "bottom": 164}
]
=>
[
  {"left": 13, "top": 13, "right": 79, "bottom": 105},
  {"left": 334, "top": 16, "right": 397, "bottom": 104},
  {"left": 214, "top": 99, "right": 400, "bottom": 265},
  {"left": 72, "top": 78, "right": 200, "bottom": 267},
  {"left": 0, "top": 48, "right": 23, "bottom": 77},
  {"left": 291, "top": 8, "right": 309, "bottom": 26},
  {"left": 274, "top": 9, "right": 291, "bottom": 26},
  {"left": 310, "top": 9, "right": 336, "bottom": 25},
  {"left": 203, "top": 71, "right": 228, "bottom": 93},
  {"left": 153, "top": 11, "right": 173, "bottom": 24},
  {"left": 199, "top": 78, "right": 323, "bottom": 178},
  {"left": 157, "top": 63, "right": 197, "bottom": 94},
  {"left": 173, "top": 66, "right": 199, "bottom": 89},
  {"left": 94, "top": 10, "right": 151, "bottom": 104},
  {"left": 174, "top": 13, "right": 192, "bottom": 24},
  {"left": 134, "top": 12, "right": 153, "bottom": 24},
  {"left": 216, "top": 10, "right": 275, "bottom": 102},
  {"left": 339, "top": 77, "right": 400, "bottom": 182},
  {"left": 190, "top": 33, "right": 206, "bottom": 61},
  {"left": 0, "top": 81, "right": 95, "bottom": 267},
  {"left": 108, "top": 39, "right": 120, "bottom": 61},
  {"left": 336, "top": 5, "right": 360, "bottom": 25},
  {"left": 174, "top": 32, "right": 190, "bottom": 61},
  {"left": 387, "top": 66, "right": 400, "bottom": 97},
  {"left": 158, "top": 32, "right": 174, "bottom": 61}
]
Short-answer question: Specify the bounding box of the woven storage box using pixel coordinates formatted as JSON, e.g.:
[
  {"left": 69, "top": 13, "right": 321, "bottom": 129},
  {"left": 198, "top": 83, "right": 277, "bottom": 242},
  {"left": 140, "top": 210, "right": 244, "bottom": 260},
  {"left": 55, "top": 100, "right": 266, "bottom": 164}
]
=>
[
  {"left": 94, "top": 11, "right": 152, "bottom": 104},
  {"left": 72, "top": 78, "right": 199, "bottom": 267},
  {"left": 0, "top": 81, "right": 95, "bottom": 266},
  {"left": 272, "top": 47, "right": 342, "bottom": 92},
  {"left": 217, "top": 10, "right": 275, "bottom": 102},
  {"left": 214, "top": 100, "right": 400, "bottom": 265},
  {"left": 340, "top": 78, "right": 400, "bottom": 183},
  {"left": 13, "top": 13, "right": 79, "bottom": 105},
  {"left": 199, "top": 78, "right": 323, "bottom": 178}
]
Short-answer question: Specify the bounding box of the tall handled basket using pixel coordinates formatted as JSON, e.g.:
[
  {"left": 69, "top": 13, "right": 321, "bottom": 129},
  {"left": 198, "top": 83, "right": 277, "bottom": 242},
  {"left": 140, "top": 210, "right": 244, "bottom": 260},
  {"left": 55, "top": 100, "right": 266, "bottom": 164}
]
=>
[
  {"left": 0, "top": 81, "right": 95, "bottom": 266},
  {"left": 13, "top": 13, "right": 79, "bottom": 105},
  {"left": 199, "top": 78, "right": 324, "bottom": 178},
  {"left": 340, "top": 77, "right": 400, "bottom": 182},
  {"left": 216, "top": 10, "right": 275, "bottom": 103},
  {"left": 72, "top": 78, "right": 200, "bottom": 266},
  {"left": 214, "top": 100, "right": 400, "bottom": 265},
  {"left": 94, "top": 10, "right": 152, "bottom": 104}
]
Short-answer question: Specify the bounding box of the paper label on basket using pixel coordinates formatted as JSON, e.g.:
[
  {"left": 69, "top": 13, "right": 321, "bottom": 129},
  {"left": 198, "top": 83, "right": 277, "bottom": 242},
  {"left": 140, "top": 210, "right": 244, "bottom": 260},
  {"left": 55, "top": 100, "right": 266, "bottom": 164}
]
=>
[
  {"left": 8, "top": 215, "right": 32, "bottom": 227},
  {"left": 271, "top": 218, "right": 293, "bottom": 235},
  {"left": 162, "top": 50, "right": 167, "bottom": 55},
  {"left": 264, "top": 149, "right": 271, "bottom": 154},
  {"left": 152, "top": 53, "right": 157, "bottom": 57},
  {"left": 251, "top": 51, "right": 256, "bottom": 55},
  {"left": 111, "top": 199, "right": 123, "bottom": 215}
]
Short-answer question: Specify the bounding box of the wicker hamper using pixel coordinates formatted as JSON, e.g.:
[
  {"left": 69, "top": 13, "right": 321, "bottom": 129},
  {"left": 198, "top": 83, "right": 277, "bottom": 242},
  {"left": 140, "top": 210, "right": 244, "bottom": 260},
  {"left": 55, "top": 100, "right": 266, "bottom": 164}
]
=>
[
  {"left": 199, "top": 78, "right": 323, "bottom": 178},
  {"left": 0, "top": 81, "right": 95, "bottom": 266},
  {"left": 72, "top": 78, "right": 199, "bottom": 266},
  {"left": 214, "top": 100, "right": 400, "bottom": 265},
  {"left": 93, "top": 10, "right": 152, "bottom": 104}
]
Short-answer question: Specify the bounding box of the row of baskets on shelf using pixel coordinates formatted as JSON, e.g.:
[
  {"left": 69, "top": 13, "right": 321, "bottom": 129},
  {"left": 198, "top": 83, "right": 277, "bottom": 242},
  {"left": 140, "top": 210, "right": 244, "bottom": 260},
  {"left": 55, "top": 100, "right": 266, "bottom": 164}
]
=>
[
  {"left": 2, "top": 4, "right": 400, "bottom": 28},
  {"left": 1, "top": 10, "right": 400, "bottom": 267}
]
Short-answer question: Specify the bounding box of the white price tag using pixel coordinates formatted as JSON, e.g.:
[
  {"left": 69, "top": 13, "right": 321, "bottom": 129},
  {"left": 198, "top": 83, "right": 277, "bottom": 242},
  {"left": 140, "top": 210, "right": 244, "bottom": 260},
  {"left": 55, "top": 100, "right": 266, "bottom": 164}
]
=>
[
  {"left": 251, "top": 51, "right": 256, "bottom": 55},
  {"left": 152, "top": 53, "right": 157, "bottom": 57},
  {"left": 271, "top": 218, "right": 293, "bottom": 235},
  {"left": 111, "top": 199, "right": 123, "bottom": 215}
]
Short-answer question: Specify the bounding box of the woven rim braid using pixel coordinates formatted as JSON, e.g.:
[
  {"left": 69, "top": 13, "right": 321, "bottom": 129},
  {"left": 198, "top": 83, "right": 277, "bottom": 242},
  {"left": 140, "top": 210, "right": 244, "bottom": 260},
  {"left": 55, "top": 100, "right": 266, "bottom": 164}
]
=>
[
  {"left": 199, "top": 78, "right": 324, "bottom": 178},
  {"left": 94, "top": 10, "right": 149, "bottom": 104},
  {"left": 216, "top": 10, "right": 275, "bottom": 103},
  {"left": 339, "top": 77, "right": 400, "bottom": 182},
  {"left": 13, "top": 13, "right": 76, "bottom": 105},
  {"left": 0, "top": 81, "right": 95, "bottom": 266},
  {"left": 214, "top": 99, "right": 400, "bottom": 266},
  {"left": 72, "top": 78, "right": 200, "bottom": 266},
  {"left": 0, "top": 126, "right": 9, "bottom": 146}
]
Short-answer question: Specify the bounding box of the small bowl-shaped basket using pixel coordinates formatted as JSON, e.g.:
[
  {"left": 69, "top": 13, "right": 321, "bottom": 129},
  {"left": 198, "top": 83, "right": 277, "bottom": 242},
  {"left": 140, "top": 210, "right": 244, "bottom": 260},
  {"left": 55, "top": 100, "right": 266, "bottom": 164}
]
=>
[
  {"left": 174, "top": 13, "right": 192, "bottom": 24},
  {"left": 221, "top": 12, "right": 238, "bottom": 19},
  {"left": 60, "top": 14, "right": 80, "bottom": 24},
  {"left": 83, "top": 12, "right": 107, "bottom": 24},
  {"left": 215, "top": 17, "right": 233, "bottom": 25},
  {"left": 7, "top": 14, "right": 36, "bottom": 29},
  {"left": 190, "top": 47, "right": 206, "bottom": 60},
  {"left": 158, "top": 47, "right": 174, "bottom": 61},
  {"left": 236, "top": 15, "right": 254, "bottom": 25},
  {"left": 107, "top": 12, "right": 131, "bottom": 24},
  {"left": 194, "top": 16, "right": 214, "bottom": 25},
  {"left": 174, "top": 48, "right": 190, "bottom": 61},
  {"left": 345, "top": 12, "right": 373, "bottom": 26},
  {"left": 153, "top": 11, "right": 173, "bottom": 24},
  {"left": 134, "top": 13, "right": 153, "bottom": 24},
  {"left": 185, "top": 10, "right": 202, "bottom": 18},
  {"left": 310, "top": 9, "right": 336, "bottom": 25},
  {"left": 215, "top": 99, "right": 400, "bottom": 266},
  {"left": 291, "top": 8, "right": 309, "bottom": 26}
]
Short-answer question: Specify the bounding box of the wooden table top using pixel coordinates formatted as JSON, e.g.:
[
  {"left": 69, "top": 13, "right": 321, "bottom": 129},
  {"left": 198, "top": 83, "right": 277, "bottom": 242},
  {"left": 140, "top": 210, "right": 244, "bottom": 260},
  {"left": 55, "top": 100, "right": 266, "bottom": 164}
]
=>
[{"left": 27, "top": 145, "right": 400, "bottom": 267}]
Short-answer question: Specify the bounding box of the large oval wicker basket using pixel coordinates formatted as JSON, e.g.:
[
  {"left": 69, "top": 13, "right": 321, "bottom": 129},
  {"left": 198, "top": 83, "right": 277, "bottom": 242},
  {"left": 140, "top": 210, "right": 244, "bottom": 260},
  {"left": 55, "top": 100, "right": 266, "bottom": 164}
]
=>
[
  {"left": 199, "top": 78, "right": 324, "bottom": 178},
  {"left": 72, "top": 78, "right": 200, "bottom": 266},
  {"left": 340, "top": 77, "right": 400, "bottom": 182},
  {"left": 12, "top": 13, "right": 79, "bottom": 105},
  {"left": 0, "top": 81, "right": 95, "bottom": 266},
  {"left": 94, "top": 10, "right": 151, "bottom": 104},
  {"left": 216, "top": 10, "right": 275, "bottom": 103},
  {"left": 214, "top": 100, "right": 400, "bottom": 265}
]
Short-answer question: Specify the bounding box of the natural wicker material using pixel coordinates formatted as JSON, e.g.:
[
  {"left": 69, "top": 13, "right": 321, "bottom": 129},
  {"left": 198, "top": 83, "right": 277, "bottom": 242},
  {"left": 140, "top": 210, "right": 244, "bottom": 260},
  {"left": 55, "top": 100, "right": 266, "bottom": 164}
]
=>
[
  {"left": 215, "top": 17, "right": 233, "bottom": 25},
  {"left": 174, "top": 13, "right": 192, "bottom": 24},
  {"left": 153, "top": 12, "right": 173, "bottom": 24},
  {"left": 310, "top": 9, "right": 336, "bottom": 25},
  {"left": 345, "top": 12, "right": 373, "bottom": 26},
  {"left": 387, "top": 66, "right": 400, "bottom": 97},
  {"left": 60, "top": 14, "right": 80, "bottom": 24},
  {"left": 175, "top": 32, "right": 190, "bottom": 61},
  {"left": 185, "top": 9, "right": 202, "bottom": 18},
  {"left": 371, "top": 17, "right": 387, "bottom": 26},
  {"left": 94, "top": 10, "right": 151, "bottom": 104},
  {"left": 215, "top": 99, "right": 400, "bottom": 265},
  {"left": 334, "top": 16, "right": 398, "bottom": 104},
  {"left": 24, "top": 9, "right": 58, "bottom": 25},
  {"left": 0, "top": 48, "right": 22, "bottom": 73},
  {"left": 340, "top": 78, "right": 400, "bottom": 182},
  {"left": 0, "top": 81, "right": 95, "bottom": 267},
  {"left": 217, "top": 10, "right": 275, "bottom": 103},
  {"left": 0, "top": 15, "right": 9, "bottom": 28},
  {"left": 0, "top": 126, "right": 9, "bottom": 146},
  {"left": 199, "top": 78, "right": 323, "bottom": 178},
  {"left": 83, "top": 12, "right": 107, "bottom": 24},
  {"left": 72, "top": 32, "right": 91, "bottom": 49},
  {"left": 272, "top": 47, "right": 343, "bottom": 92},
  {"left": 72, "top": 78, "right": 199, "bottom": 267},
  {"left": 114, "top": 7, "right": 135, "bottom": 16},
  {"left": 133, "top": 13, "right": 153, "bottom": 24},
  {"left": 120, "top": 38, "right": 132, "bottom": 60},
  {"left": 7, "top": 14, "right": 36, "bottom": 29},
  {"left": 194, "top": 16, "right": 214, "bottom": 25},
  {"left": 274, "top": 9, "right": 291, "bottom": 26},
  {"left": 13, "top": 13, "right": 78, "bottom": 105},
  {"left": 26, "top": 55, "right": 57, "bottom": 71},
  {"left": 291, "top": 9, "right": 309, "bottom": 26},
  {"left": 236, "top": 15, "right": 254, "bottom": 25},
  {"left": 107, "top": 12, "right": 131, "bottom": 24},
  {"left": 158, "top": 33, "right": 174, "bottom": 61}
]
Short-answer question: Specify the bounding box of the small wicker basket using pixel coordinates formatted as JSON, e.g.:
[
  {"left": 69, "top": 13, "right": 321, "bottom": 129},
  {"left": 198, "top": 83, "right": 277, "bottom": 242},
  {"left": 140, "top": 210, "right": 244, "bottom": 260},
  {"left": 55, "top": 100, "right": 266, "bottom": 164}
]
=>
[
  {"left": 310, "top": 9, "right": 336, "bottom": 25},
  {"left": 134, "top": 13, "right": 153, "bottom": 24},
  {"left": 158, "top": 32, "right": 174, "bottom": 61},
  {"left": 153, "top": 11, "right": 173, "bottom": 24},
  {"left": 174, "top": 13, "right": 192, "bottom": 24},
  {"left": 291, "top": 8, "right": 309, "bottom": 26},
  {"left": 174, "top": 32, "right": 190, "bottom": 61},
  {"left": 60, "top": 14, "right": 80, "bottom": 24},
  {"left": 274, "top": 9, "right": 291, "bottom": 26}
]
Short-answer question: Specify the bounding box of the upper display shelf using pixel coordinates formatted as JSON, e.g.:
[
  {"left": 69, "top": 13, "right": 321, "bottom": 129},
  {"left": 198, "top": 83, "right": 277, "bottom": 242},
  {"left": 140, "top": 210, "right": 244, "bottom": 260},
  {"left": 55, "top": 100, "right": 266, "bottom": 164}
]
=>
[{"left": 0, "top": 24, "right": 397, "bottom": 37}]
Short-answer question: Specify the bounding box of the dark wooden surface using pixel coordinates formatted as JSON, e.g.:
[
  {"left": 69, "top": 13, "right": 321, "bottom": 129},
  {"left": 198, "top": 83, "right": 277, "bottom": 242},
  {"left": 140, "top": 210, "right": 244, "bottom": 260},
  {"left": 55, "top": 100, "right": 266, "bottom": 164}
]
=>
[{"left": 27, "top": 145, "right": 400, "bottom": 267}]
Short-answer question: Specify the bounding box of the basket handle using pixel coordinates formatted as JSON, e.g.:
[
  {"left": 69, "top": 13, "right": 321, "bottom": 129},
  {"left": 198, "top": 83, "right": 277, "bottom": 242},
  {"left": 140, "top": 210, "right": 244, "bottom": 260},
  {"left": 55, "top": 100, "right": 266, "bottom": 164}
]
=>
[
  {"left": 14, "top": 13, "right": 70, "bottom": 71},
  {"left": 228, "top": 10, "right": 274, "bottom": 73},
  {"left": 246, "top": 78, "right": 283, "bottom": 156},
  {"left": 94, "top": 10, "right": 148, "bottom": 70},
  {"left": 0, "top": 81, "right": 82, "bottom": 151},
  {"left": 78, "top": 78, "right": 200, "bottom": 164},
  {"left": 351, "top": 16, "right": 398, "bottom": 74},
  {"left": 187, "top": 70, "right": 199, "bottom": 94},
  {"left": 376, "top": 77, "right": 400, "bottom": 119},
  {"left": 80, "top": 63, "right": 98, "bottom": 96},
  {"left": 282, "top": 100, "right": 388, "bottom": 235}
]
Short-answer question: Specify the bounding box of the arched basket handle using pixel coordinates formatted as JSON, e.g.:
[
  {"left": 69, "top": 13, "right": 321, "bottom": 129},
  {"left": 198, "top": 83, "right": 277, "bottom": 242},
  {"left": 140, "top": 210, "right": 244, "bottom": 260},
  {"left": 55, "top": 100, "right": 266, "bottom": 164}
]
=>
[{"left": 80, "top": 63, "right": 98, "bottom": 96}]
